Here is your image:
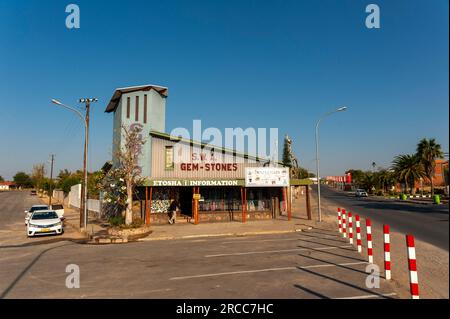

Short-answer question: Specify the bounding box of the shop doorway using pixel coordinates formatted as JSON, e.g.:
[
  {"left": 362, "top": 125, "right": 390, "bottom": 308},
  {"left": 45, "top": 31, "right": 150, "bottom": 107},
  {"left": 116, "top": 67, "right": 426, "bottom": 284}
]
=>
[{"left": 179, "top": 187, "right": 193, "bottom": 217}]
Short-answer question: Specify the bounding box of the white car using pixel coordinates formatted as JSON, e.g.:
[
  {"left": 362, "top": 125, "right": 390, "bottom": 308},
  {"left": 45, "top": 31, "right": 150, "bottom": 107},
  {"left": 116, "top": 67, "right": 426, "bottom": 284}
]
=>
[
  {"left": 355, "top": 189, "right": 369, "bottom": 197},
  {"left": 27, "top": 210, "right": 64, "bottom": 237},
  {"left": 49, "top": 204, "right": 65, "bottom": 219},
  {"left": 25, "top": 205, "right": 48, "bottom": 225}
]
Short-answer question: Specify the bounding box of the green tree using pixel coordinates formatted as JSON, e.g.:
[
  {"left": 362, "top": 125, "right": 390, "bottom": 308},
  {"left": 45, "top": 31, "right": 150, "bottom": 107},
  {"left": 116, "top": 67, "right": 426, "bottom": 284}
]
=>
[
  {"left": 361, "top": 173, "right": 376, "bottom": 193},
  {"left": 60, "top": 176, "right": 82, "bottom": 195},
  {"left": 374, "top": 169, "right": 396, "bottom": 193},
  {"left": 416, "top": 138, "right": 444, "bottom": 197},
  {"left": 392, "top": 154, "right": 425, "bottom": 194},
  {"left": 13, "top": 172, "right": 32, "bottom": 188},
  {"left": 0, "top": 175, "right": 4, "bottom": 182}
]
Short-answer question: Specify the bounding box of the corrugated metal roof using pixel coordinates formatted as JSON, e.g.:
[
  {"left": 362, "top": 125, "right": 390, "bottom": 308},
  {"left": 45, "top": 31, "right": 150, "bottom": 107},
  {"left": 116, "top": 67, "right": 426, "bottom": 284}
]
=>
[{"left": 104, "top": 84, "right": 168, "bottom": 113}]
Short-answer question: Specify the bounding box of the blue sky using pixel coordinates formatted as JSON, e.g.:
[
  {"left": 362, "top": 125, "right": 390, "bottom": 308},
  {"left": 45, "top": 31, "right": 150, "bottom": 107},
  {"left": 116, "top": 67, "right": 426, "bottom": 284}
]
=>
[{"left": 0, "top": 0, "right": 448, "bottom": 180}]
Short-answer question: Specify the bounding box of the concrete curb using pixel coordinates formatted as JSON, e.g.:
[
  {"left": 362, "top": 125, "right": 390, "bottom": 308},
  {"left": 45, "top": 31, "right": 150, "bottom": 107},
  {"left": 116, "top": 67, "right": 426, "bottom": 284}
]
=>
[{"left": 137, "top": 227, "right": 312, "bottom": 242}]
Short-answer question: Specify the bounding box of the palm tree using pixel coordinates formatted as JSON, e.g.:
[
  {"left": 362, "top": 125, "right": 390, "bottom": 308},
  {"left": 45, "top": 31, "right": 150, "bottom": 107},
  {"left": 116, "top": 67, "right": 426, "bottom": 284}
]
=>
[
  {"left": 375, "top": 169, "right": 396, "bottom": 193},
  {"left": 362, "top": 173, "right": 376, "bottom": 194},
  {"left": 416, "top": 138, "right": 444, "bottom": 197},
  {"left": 392, "top": 154, "right": 425, "bottom": 194}
]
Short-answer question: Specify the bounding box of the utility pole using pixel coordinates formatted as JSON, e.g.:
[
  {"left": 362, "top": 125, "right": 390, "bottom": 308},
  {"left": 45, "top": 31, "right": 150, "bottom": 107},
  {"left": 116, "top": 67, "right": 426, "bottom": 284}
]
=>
[
  {"left": 48, "top": 154, "right": 55, "bottom": 206},
  {"left": 50, "top": 97, "right": 97, "bottom": 231},
  {"left": 79, "top": 98, "right": 97, "bottom": 231}
]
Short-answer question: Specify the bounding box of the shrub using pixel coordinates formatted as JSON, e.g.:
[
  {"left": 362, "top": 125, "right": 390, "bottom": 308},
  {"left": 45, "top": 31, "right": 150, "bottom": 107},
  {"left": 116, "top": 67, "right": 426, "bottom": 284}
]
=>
[{"left": 109, "top": 215, "right": 125, "bottom": 226}]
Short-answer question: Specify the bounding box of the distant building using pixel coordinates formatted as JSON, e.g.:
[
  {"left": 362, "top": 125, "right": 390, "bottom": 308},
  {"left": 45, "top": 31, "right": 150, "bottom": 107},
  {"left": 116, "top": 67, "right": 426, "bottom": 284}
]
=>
[{"left": 0, "top": 181, "right": 16, "bottom": 191}]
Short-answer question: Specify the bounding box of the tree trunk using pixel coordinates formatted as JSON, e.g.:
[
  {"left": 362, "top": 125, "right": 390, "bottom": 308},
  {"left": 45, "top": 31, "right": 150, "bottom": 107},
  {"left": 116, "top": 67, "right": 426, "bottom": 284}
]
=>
[
  {"left": 125, "top": 183, "right": 133, "bottom": 225},
  {"left": 430, "top": 173, "right": 434, "bottom": 197},
  {"left": 404, "top": 179, "right": 409, "bottom": 194}
]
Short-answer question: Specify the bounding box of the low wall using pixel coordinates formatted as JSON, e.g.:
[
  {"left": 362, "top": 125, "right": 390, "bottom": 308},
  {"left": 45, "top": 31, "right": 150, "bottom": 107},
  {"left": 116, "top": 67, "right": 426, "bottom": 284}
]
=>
[
  {"left": 199, "top": 211, "right": 273, "bottom": 223},
  {"left": 149, "top": 211, "right": 273, "bottom": 225}
]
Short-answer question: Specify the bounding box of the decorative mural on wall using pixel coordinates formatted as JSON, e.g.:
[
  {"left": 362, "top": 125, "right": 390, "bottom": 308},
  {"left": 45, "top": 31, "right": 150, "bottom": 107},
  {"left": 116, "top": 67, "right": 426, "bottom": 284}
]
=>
[{"left": 151, "top": 188, "right": 176, "bottom": 213}]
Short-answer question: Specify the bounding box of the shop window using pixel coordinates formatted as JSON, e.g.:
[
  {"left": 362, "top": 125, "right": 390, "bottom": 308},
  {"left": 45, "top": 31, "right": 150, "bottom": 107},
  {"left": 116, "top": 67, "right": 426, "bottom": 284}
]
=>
[
  {"left": 165, "top": 146, "right": 174, "bottom": 170},
  {"left": 135, "top": 96, "right": 139, "bottom": 121},
  {"left": 126, "top": 97, "right": 130, "bottom": 119},
  {"left": 144, "top": 94, "right": 147, "bottom": 124}
]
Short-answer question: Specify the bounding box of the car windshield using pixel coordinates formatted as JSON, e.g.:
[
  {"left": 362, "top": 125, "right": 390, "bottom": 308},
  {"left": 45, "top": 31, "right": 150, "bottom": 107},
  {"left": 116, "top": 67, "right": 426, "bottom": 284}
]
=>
[
  {"left": 30, "top": 206, "right": 48, "bottom": 212},
  {"left": 31, "top": 211, "right": 58, "bottom": 220}
]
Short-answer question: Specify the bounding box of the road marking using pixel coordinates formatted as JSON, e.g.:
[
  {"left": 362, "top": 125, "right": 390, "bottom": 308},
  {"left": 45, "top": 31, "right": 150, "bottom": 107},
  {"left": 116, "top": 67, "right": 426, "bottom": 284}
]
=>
[
  {"left": 298, "top": 261, "right": 368, "bottom": 269},
  {"left": 335, "top": 292, "right": 397, "bottom": 299},
  {"left": 220, "top": 233, "right": 342, "bottom": 245},
  {"left": 170, "top": 261, "right": 368, "bottom": 280},
  {"left": 170, "top": 267, "right": 297, "bottom": 280},
  {"left": 221, "top": 238, "right": 300, "bottom": 244},
  {"left": 205, "top": 245, "right": 353, "bottom": 257}
]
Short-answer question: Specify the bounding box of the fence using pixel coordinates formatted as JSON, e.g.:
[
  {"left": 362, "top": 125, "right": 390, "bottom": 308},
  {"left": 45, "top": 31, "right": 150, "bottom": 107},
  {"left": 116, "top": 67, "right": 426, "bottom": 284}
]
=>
[{"left": 54, "top": 184, "right": 102, "bottom": 216}]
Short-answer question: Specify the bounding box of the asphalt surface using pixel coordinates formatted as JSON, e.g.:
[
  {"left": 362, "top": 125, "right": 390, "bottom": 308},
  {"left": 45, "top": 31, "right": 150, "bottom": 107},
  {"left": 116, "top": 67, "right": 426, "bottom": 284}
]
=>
[
  {"left": 314, "top": 185, "right": 449, "bottom": 251},
  {"left": 0, "top": 191, "right": 401, "bottom": 299}
]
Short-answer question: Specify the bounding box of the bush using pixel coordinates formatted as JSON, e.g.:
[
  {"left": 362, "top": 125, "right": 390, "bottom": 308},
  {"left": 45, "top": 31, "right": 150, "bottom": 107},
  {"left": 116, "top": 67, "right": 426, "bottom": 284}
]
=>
[
  {"left": 434, "top": 188, "right": 445, "bottom": 195},
  {"left": 109, "top": 215, "right": 125, "bottom": 226},
  {"left": 376, "top": 190, "right": 384, "bottom": 196}
]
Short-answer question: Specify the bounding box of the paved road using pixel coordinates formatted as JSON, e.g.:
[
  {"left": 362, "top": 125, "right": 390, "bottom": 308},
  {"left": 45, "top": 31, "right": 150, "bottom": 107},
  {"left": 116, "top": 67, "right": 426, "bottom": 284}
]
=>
[
  {"left": 314, "top": 185, "right": 449, "bottom": 251},
  {"left": 0, "top": 191, "right": 402, "bottom": 299}
]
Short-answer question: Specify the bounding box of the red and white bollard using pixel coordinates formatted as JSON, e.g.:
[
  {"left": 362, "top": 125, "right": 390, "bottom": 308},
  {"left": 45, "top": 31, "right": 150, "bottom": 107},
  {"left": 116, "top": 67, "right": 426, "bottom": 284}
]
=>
[
  {"left": 366, "top": 218, "right": 373, "bottom": 263},
  {"left": 383, "top": 225, "right": 391, "bottom": 280},
  {"left": 338, "top": 208, "right": 342, "bottom": 233},
  {"left": 355, "top": 215, "right": 362, "bottom": 253},
  {"left": 406, "top": 235, "right": 419, "bottom": 299},
  {"left": 342, "top": 209, "right": 347, "bottom": 238},
  {"left": 348, "top": 212, "right": 353, "bottom": 244}
]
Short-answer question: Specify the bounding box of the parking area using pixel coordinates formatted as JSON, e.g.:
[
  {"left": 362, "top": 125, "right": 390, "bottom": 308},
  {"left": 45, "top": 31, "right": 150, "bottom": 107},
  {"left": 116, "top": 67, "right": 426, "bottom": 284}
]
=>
[
  {"left": 0, "top": 226, "right": 405, "bottom": 298},
  {"left": 0, "top": 191, "right": 84, "bottom": 249}
]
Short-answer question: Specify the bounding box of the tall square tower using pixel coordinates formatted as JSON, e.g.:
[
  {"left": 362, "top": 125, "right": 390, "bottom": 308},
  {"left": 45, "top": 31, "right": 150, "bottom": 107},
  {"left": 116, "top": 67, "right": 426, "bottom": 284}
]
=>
[{"left": 105, "top": 84, "right": 168, "bottom": 178}]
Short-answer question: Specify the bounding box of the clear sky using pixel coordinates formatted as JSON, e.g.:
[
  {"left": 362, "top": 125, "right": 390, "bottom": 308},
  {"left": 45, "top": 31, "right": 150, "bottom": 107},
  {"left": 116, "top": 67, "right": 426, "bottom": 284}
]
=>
[{"left": 0, "top": 0, "right": 448, "bottom": 180}]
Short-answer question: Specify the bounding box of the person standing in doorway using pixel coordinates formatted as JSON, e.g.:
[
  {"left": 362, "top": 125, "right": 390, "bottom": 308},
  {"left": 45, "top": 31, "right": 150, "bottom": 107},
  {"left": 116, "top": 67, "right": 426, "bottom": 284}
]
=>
[{"left": 168, "top": 199, "right": 179, "bottom": 224}]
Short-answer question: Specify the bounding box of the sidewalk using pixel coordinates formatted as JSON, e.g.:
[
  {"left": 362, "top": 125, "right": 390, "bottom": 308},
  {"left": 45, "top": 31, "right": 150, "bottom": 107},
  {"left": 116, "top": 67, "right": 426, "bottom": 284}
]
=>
[{"left": 139, "top": 218, "right": 316, "bottom": 241}]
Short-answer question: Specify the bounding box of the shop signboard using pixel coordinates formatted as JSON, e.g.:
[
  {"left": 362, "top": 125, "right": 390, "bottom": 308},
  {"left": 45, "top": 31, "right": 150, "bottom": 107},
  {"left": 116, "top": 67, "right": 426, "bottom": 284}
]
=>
[
  {"left": 146, "top": 179, "right": 245, "bottom": 187},
  {"left": 245, "top": 167, "right": 289, "bottom": 187}
]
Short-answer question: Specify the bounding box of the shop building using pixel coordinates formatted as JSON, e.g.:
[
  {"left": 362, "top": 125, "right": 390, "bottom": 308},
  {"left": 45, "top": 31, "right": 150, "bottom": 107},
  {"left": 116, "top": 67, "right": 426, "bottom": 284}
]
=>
[{"left": 105, "top": 84, "right": 311, "bottom": 224}]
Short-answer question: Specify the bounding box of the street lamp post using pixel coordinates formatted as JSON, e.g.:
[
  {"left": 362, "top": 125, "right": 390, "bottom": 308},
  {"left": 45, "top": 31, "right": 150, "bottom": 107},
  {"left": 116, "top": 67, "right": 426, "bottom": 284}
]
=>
[
  {"left": 51, "top": 98, "right": 97, "bottom": 231},
  {"left": 315, "top": 106, "right": 347, "bottom": 222}
]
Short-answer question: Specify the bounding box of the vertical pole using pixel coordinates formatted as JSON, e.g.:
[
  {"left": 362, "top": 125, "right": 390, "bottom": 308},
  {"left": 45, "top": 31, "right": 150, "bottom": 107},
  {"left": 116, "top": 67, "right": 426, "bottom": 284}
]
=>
[
  {"left": 243, "top": 188, "right": 247, "bottom": 223},
  {"left": 287, "top": 187, "right": 292, "bottom": 221},
  {"left": 305, "top": 186, "right": 312, "bottom": 220},
  {"left": 337, "top": 207, "right": 342, "bottom": 233},
  {"left": 82, "top": 100, "right": 90, "bottom": 230},
  {"left": 48, "top": 154, "right": 55, "bottom": 206},
  {"left": 355, "top": 215, "right": 362, "bottom": 253},
  {"left": 348, "top": 212, "right": 353, "bottom": 245},
  {"left": 315, "top": 120, "right": 322, "bottom": 222},
  {"left": 241, "top": 187, "right": 244, "bottom": 222},
  {"left": 194, "top": 187, "right": 199, "bottom": 225},
  {"left": 384, "top": 225, "right": 391, "bottom": 280},
  {"left": 342, "top": 209, "right": 347, "bottom": 238},
  {"left": 148, "top": 187, "right": 153, "bottom": 225},
  {"left": 406, "top": 235, "right": 419, "bottom": 299},
  {"left": 145, "top": 186, "right": 149, "bottom": 225},
  {"left": 366, "top": 219, "right": 373, "bottom": 263}
]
